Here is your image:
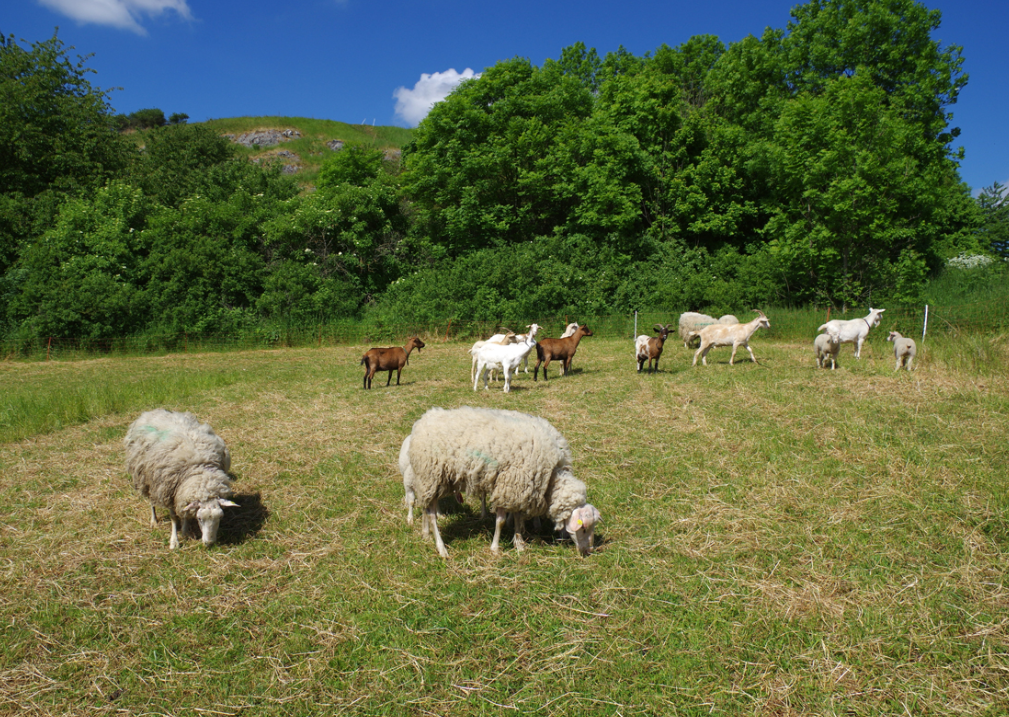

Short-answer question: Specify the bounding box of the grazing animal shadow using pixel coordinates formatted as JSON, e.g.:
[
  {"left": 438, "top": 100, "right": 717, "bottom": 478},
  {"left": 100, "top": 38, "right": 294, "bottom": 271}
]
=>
[{"left": 216, "top": 492, "right": 269, "bottom": 545}]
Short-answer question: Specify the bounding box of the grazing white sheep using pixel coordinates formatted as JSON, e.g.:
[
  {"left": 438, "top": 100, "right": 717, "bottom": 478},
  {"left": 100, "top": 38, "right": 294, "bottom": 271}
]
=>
[
  {"left": 678, "top": 312, "right": 718, "bottom": 348},
  {"left": 818, "top": 308, "right": 885, "bottom": 359},
  {"left": 692, "top": 310, "right": 770, "bottom": 366},
  {"left": 718, "top": 314, "right": 739, "bottom": 325},
  {"left": 814, "top": 330, "right": 841, "bottom": 370},
  {"left": 474, "top": 325, "right": 541, "bottom": 393},
  {"left": 403, "top": 406, "right": 601, "bottom": 557},
  {"left": 125, "top": 409, "right": 238, "bottom": 549},
  {"left": 888, "top": 331, "right": 917, "bottom": 371}
]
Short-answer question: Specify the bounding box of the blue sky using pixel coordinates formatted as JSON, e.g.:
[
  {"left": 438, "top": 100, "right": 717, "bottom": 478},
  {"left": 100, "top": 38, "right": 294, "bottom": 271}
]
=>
[{"left": 5, "top": 0, "right": 1007, "bottom": 192}]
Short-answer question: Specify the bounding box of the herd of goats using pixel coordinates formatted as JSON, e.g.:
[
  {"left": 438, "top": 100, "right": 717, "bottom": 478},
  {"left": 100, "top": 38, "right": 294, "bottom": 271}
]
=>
[
  {"left": 123, "top": 307, "right": 918, "bottom": 557},
  {"left": 359, "top": 306, "right": 917, "bottom": 392}
]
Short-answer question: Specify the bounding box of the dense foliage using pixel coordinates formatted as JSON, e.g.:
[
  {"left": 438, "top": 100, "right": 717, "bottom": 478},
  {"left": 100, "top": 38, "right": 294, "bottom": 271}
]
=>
[{"left": 1, "top": 2, "right": 1004, "bottom": 341}]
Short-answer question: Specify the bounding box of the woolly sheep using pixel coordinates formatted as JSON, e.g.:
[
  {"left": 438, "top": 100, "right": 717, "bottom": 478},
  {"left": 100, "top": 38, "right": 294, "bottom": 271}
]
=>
[
  {"left": 718, "top": 314, "right": 739, "bottom": 325},
  {"left": 125, "top": 409, "right": 238, "bottom": 549},
  {"left": 888, "top": 331, "right": 917, "bottom": 371},
  {"left": 814, "top": 330, "right": 841, "bottom": 370},
  {"left": 678, "top": 312, "right": 718, "bottom": 348},
  {"left": 403, "top": 406, "right": 601, "bottom": 557}
]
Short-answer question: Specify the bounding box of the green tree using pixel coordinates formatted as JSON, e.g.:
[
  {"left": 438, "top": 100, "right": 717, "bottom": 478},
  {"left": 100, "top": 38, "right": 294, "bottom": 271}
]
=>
[
  {"left": 765, "top": 73, "right": 946, "bottom": 306},
  {"left": 0, "top": 31, "right": 133, "bottom": 273},
  {"left": 976, "top": 182, "right": 1009, "bottom": 258},
  {"left": 130, "top": 123, "right": 239, "bottom": 207},
  {"left": 403, "top": 55, "right": 594, "bottom": 255},
  {"left": 8, "top": 182, "right": 150, "bottom": 339},
  {"left": 317, "top": 145, "right": 388, "bottom": 189}
]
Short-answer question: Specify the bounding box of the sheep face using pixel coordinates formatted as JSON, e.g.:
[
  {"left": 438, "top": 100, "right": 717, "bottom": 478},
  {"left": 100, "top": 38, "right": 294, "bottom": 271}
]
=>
[
  {"left": 566, "top": 504, "right": 601, "bottom": 556},
  {"left": 188, "top": 497, "right": 238, "bottom": 546}
]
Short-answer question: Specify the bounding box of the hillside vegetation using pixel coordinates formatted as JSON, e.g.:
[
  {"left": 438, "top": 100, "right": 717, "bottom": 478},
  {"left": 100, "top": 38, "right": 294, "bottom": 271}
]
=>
[{"left": 2, "top": 1, "right": 1007, "bottom": 347}]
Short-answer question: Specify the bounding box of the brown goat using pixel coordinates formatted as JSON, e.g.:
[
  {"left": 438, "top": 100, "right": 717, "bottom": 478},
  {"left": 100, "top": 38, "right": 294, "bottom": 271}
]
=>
[
  {"left": 361, "top": 337, "right": 425, "bottom": 389},
  {"left": 534, "top": 325, "right": 593, "bottom": 381},
  {"left": 636, "top": 323, "right": 672, "bottom": 373}
]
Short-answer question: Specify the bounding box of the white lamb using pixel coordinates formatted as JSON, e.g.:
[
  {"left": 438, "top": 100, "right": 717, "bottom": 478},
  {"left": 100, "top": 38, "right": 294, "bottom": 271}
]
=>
[
  {"left": 402, "top": 406, "right": 601, "bottom": 557},
  {"left": 473, "top": 324, "right": 541, "bottom": 393},
  {"left": 818, "top": 308, "right": 885, "bottom": 359},
  {"left": 125, "top": 409, "right": 238, "bottom": 549},
  {"left": 814, "top": 330, "right": 841, "bottom": 370},
  {"left": 888, "top": 331, "right": 917, "bottom": 371}
]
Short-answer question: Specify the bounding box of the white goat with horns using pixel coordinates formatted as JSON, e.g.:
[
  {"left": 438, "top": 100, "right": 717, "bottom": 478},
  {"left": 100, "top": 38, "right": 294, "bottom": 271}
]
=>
[{"left": 818, "top": 308, "right": 885, "bottom": 359}]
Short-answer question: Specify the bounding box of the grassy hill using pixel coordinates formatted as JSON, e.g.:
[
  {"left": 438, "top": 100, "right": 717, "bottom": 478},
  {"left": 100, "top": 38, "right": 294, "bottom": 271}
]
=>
[{"left": 151, "top": 116, "right": 414, "bottom": 188}]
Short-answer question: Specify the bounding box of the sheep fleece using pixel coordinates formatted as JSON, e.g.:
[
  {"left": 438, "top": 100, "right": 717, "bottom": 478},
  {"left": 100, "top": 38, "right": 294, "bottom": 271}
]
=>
[
  {"left": 407, "top": 406, "right": 583, "bottom": 527},
  {"left": 125, "top": 409, "right": 233, "bottom": 513}
]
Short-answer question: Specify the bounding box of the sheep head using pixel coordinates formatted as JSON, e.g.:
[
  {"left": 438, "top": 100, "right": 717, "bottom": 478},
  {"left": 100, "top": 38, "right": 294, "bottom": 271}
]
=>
[
  {"left": 566, "top": 504, "right": 601, "bottom": 556},
  {"left": 887, "top": 331, "right": 902, "bottom": 342},
  {"left": 186, "top": 496, "right": 239, "bottom": 546}
]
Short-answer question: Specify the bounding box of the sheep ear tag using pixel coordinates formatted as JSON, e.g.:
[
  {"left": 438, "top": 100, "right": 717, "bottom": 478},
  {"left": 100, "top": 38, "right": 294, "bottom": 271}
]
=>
[
  {"left": 566, "top": 515, "right": 584, "bottom": 534},
  {"left": 219, "top": 499, "right": 239, "bottom": 508}
]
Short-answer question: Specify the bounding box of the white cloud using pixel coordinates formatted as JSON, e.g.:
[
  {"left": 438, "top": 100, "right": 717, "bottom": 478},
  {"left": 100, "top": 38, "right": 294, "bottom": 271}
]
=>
[
  {"left": 37, "top": 0, "right": 193, "bottom": 35},
  {"left": 393, "top": 68, "right": 479, "bottom": 126}
]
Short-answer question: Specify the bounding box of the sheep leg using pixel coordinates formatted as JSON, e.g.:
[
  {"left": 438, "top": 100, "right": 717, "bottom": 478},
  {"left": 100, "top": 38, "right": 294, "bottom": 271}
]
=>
[
  {"left": 425, "top": 498, "right": 448, "bottom": 558},
  {"left": 502, "top": 366, "right": 512, "bottom": 393},
  {"left": 906, "top": 356, "right": 913, "bottom": 371},
  {"left": 512, "top": 513, "right": 526, "bottom": 552},
  {"left": 894, "top": 358, "right": 900, "bottom": 371},
  {"left": 149, "top": 504, "right": 158, "bottom": 528},
  {"left": 168, "top": 507, "right": 181, "bottom": 549},
  {"left": 481, "top": 494, "right": 488, "bottom": 519},
  {"left": 491, "top": 507, "right": 508, "bottom": 552},
  {"left": 692, "top": 345, "right": 705, "bottom": 366}
]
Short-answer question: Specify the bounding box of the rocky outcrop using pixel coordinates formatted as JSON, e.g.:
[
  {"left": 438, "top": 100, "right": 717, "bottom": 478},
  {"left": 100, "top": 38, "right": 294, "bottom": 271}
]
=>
[{"left": 222, "top": 129, "right": 301, "bottom": 148}]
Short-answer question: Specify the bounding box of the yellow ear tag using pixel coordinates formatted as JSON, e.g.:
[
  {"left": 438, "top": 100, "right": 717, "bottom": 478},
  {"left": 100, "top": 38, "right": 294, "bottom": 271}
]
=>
[{"left": 577, "top": 519, "right": 583, "bottom": 527}]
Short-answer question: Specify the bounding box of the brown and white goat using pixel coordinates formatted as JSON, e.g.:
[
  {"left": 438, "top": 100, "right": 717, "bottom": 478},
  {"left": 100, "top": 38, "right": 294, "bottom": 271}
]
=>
[
  {"left": 361, "top": 337, "right": 425, "bottom": 389},
  {"left": 692, "top": 310, "right": 770, "bottom": 366},
  {"left": 635, "top": 323, "right": 672, "bottom": 373},
  {"left": 534, "top": 325, "right": 593, "bottom": 381}
]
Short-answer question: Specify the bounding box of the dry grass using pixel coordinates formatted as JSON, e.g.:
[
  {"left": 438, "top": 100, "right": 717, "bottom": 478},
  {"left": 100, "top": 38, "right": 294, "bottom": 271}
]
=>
[{"left": 1, "top": 334, "right": 1009, "bottom": 715}]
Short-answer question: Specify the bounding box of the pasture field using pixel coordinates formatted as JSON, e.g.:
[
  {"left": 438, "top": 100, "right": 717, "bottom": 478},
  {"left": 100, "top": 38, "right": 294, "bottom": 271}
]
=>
[{"left": 1, "top": 333, "right": 1008, "bottom": 716}]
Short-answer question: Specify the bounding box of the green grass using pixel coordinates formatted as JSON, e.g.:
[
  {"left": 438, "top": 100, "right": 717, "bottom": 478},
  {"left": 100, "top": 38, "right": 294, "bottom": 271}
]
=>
[
  {"left": 1, "top": 334, "right": 1008, "bottom": 715},
  {"left": 202, "top": 116, "right": 412, "bottom": 187}
]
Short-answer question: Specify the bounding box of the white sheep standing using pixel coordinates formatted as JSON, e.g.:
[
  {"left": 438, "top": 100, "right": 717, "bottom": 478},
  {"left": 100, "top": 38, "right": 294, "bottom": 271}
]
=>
[
  {"left": 814, "top": 329, "right": 841, "bottom": 370},
  {"left": 125, "top": 409, "right": 238, "bottom": 549},
  {"left": 402, "top": 406, "right": 601, "bottom": 557},
  {"left": 818, "top": 308, "right": 885, "bottom": 359},
  {"left": 678, "top": 312, "right": 718, "bottom": 348},
  {"left": 888, "top": 331, "right": 917, "bottom": 371},
  {"left": 473, "top": 324, "right": 541, "bottom": 393}
]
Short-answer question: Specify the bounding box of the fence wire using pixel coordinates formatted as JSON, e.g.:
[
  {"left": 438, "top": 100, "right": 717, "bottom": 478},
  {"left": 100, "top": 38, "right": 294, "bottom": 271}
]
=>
[{"left": 3, "top": 298, "right": 1007, "bottom": 362}]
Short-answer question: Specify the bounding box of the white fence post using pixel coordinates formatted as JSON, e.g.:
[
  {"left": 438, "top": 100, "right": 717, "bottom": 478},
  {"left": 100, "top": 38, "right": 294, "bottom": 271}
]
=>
[{"left": 922, "top": 304, "right": 929, "bottom": 343}]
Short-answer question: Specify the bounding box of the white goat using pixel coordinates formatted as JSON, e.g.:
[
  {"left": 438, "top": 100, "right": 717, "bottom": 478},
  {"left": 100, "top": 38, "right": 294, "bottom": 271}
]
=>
[
  {"left": 888, "top": 331, "right": 917, "bottom": 371},
  {"left": 470, "top": 331, "right": 516, "bottom": 383},
  {"left": 474, "top": 324, "right": 541, "bottom": 393},
  {"left": 814, "top": 330, "right": 841, "bottom": 370},
  {"left": 692, "top": 310, "right": 770, "bottom": 366},
  {"left": 818, "top": 308, "right": 885, "bottom": 359}
]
